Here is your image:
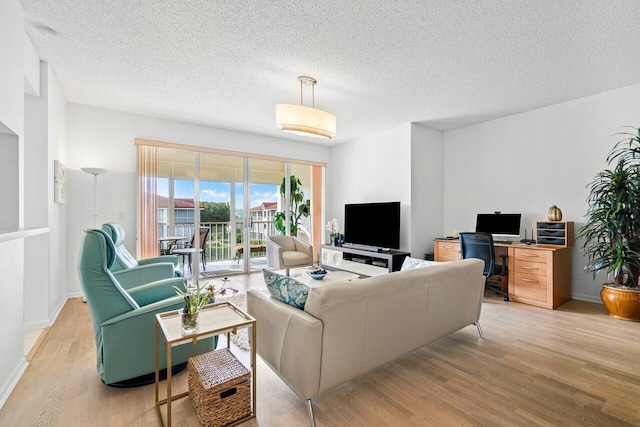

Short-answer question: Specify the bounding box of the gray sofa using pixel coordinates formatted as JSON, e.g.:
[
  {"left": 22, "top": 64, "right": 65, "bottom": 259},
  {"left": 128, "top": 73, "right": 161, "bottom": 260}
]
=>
[{"left": 247, "top": 258, "right": 486, "bottom": 426}]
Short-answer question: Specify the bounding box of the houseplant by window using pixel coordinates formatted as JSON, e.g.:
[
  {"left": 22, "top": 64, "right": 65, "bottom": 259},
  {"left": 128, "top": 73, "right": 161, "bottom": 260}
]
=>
[
  {"left": 274, "top": 175, "right": 310, "bottom": 237},
  {"left": 579, "top": 126, "right": 640, "bottom": 321}
]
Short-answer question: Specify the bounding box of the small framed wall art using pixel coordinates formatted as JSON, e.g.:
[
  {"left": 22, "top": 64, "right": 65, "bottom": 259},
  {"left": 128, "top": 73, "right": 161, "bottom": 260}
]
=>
[{"left": 54, "top": 160, "right": 66, "bottom": 204}]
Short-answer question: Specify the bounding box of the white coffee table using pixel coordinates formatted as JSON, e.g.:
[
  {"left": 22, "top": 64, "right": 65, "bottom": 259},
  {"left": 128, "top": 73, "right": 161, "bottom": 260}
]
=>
[{"left": 294, "top": 270, "right": 359, "bottom": 287}]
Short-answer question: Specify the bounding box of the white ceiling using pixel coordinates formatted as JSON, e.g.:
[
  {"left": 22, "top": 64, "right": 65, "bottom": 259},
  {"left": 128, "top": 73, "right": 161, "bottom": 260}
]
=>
[{"left": 20, "top": 0, "right": 640, "bottom": 146}]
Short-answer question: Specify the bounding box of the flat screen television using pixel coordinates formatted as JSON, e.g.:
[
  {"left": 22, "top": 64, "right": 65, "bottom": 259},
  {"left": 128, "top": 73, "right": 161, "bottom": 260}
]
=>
[
  {"left": 475, "top": 213, "right": 521, "bottom": 240},
  {"left": 344, "top": 202, "right": 400, "bottom": 250}
]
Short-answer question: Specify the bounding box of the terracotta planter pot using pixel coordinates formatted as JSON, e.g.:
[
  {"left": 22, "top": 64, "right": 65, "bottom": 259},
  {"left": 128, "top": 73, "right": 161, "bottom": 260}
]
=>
[{"left": 600, "top": 285, "right": 640, "bottom": 322}]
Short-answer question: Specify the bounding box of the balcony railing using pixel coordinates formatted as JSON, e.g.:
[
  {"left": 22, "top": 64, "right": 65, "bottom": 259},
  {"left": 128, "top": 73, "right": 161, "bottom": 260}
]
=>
[{"left": 159, "top": 220, "right": 276, "bottom": 261}]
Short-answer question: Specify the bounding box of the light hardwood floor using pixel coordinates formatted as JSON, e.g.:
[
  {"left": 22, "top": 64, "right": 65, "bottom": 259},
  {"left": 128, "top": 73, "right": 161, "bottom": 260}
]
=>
[{"left": 2, "top": 272, "right": 640, "bottom": 426}]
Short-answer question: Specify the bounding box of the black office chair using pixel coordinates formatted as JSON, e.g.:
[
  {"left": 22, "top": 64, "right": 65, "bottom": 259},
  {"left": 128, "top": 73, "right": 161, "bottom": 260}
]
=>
[{"left": 459, "top": 232, "right": 509, "bottom": 301}]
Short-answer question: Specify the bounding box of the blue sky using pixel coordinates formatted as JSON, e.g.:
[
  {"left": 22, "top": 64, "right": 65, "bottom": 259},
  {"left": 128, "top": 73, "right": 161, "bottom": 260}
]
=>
[{"left": 159, "top": 179, "right": 279, "bottom": 209}]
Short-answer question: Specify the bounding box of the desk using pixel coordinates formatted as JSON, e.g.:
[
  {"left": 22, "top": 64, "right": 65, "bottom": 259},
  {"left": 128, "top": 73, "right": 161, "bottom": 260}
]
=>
[
  {"left": 155, "top": 302, "right": 256, "bottom": 427},
  {"left": 434, "top": 239, "right": 572, "bottom": 309}
]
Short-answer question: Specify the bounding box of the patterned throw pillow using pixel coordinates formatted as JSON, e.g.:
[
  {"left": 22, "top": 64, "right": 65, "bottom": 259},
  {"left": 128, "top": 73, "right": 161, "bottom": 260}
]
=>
[
  {"left": 263, "top": 270, "right": 310, "bottom": 309},
  {"left": 400, "top": 257, "right": 442, "bottom": 271}
]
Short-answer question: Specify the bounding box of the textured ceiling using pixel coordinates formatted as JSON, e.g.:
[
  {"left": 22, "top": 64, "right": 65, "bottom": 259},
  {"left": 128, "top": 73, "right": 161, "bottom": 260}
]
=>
[{"left": 20, "top": 0, "right": 640, "bottom": 146}]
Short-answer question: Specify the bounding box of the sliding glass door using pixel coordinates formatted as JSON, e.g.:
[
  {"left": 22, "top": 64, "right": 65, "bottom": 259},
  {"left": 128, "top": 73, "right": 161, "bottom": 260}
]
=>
[
  {"left": 245, "top": 158, "right": 286, "bottom": 272},
  {"left": 140, "top": 140, "right": 324, "bottom": 280}
]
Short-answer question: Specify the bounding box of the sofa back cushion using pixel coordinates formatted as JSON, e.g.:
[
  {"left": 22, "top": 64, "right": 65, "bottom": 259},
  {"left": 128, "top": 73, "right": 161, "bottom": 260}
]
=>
[
  {"left": 400, "top": 256, "right": 442, "bottom": 270},
  {"left": 303, "top": 258, "right": 485, "bottom": 394}
]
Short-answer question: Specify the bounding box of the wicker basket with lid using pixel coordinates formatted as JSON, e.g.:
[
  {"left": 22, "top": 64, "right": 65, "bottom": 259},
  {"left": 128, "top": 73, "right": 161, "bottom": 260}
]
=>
[{"left": 188, "top": 349, "right": 251, "bottom": 426}]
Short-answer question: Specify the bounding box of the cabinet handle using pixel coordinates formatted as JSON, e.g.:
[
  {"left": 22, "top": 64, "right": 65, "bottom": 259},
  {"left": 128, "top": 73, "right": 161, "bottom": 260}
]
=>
[
  {"left": 521, "top": 253, "right": 539, "bottom": 258},
  {"left": 521, "top": 266, "right": 539, "bottom": 270},
  {"left": 443, "top": 245, "right": 456, "bottom": 249},
  {"left": 522, "top": 278, "right": 539, "bottom": 283}
]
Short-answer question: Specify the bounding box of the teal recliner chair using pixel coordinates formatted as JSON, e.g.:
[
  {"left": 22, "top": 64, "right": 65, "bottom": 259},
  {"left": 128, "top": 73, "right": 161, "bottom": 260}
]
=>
[
  {"left": 78, "top": 228, "right": 214, "bottom": 386},
  {"left": 101, "top": 222, "right": 182, "bottom": 277}
]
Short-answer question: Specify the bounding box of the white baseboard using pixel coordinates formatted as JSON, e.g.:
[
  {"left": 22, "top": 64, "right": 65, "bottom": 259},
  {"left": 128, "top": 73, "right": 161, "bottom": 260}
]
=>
[
  {"left": 23, "top": 320, "right": 49, "bottom": 331},
  {"left": 48, "top": 294, "right": 70, "bottom": 325},
  {"left": 23, "top": 293, "right": 79, "bottom": 331},
  {"left": 66, "top": 292, "right": 84, "bottom": 299},
  {"left": 0, "top": 357, "right": 28, "bottom": 411},
  {"left": 571, "top": 293, "right": 603, "bottom": 304}
]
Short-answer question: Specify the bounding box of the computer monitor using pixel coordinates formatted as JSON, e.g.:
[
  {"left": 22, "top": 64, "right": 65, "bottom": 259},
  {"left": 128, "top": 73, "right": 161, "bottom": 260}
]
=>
[{"left": 475, "top": 213, "right": 521, "bottom": 240}]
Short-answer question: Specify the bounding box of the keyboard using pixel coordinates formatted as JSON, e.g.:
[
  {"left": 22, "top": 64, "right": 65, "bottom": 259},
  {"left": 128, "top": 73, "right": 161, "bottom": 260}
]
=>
[{"left": 494, "top": 240, "right": 512, "bottom": 245}]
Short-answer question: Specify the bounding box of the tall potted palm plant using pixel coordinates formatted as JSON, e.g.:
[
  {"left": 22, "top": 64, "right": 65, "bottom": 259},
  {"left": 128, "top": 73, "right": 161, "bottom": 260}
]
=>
[
  {"left": 579, "top": 126, "right": 640, "bottom": 321},
  {"left": 273, "top": 175, "right": 310, "bottom": 237}
]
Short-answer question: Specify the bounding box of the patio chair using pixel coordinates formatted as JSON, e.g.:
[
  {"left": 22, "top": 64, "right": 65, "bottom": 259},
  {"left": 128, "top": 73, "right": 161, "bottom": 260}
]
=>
[{"left": 172, "top": 227, "right": 210, "bottom": 274}]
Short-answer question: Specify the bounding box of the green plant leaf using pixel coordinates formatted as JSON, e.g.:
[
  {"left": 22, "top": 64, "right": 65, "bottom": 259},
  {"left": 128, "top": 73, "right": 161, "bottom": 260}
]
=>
[{"left": 580, "top": 126, "right": 640, "bottom": 288}]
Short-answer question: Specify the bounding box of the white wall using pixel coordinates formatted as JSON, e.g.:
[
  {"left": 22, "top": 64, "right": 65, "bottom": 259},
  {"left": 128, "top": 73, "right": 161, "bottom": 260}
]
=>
[
  {"left": 47, "top": 65, "right": 68, "bottom": 319},
  {"left": 23, "top": 32, "right": 39, "bottom": 97},
  {"left": 0, "top": 0, "right": 23, "bottom": 138},
  {"left": 330, "top": 123, "right": 413, "bottom": 253},
  {"left": 0, "top": 239, "right": 26, "bottom": 406},
  {"left": 0, "top": 1, "right": 67, "bottom": 404},
  {"left": 0, "top": 0, "right": 27, "bottom": 409},
  {"left": 410, "top": 123, "right": 444, "bottom": 258},
  {"left": 23, "top": 62, "right": 68, "bottom": 329},
  {"left": 24, "top": 62, "right": 49, "bottom": 328},
  {"left": 65, "top": 104, "right": 332, "bottom": 295},
  {"left": 443, "top": 82, "right": 640, "bottom": 302}
]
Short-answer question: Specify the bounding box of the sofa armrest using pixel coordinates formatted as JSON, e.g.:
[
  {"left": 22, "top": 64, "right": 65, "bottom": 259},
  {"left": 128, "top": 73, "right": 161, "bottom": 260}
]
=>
[
  {"left": 266, "top": 238, "right": 284, "bottom": 269},
  {"left": 247, "top": 289, "right": 323, "bottom": 399},
  {"left": 112, "top": 263, "right": 176, "bottom": 289},
  {"left": 100, "top": 296, "right": 215, "bottom": 384},
  {"left": 126, "top": 277, "right": 186, "bottom": 307},
  {"left": 139, "top": 255, "right": 178, "bottom": 268},
  {"left": 294, "top": 238, "right": 313, "bottom": 257}
]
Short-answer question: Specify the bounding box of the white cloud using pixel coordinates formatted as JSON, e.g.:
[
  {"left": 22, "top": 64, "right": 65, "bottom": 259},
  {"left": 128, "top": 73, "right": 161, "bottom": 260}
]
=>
[
  {"left": 202, "top": 189, "right": 228, "bottom": 201},
  {"left": 253, "top": 190, "right": 277, "bottom": 199}
]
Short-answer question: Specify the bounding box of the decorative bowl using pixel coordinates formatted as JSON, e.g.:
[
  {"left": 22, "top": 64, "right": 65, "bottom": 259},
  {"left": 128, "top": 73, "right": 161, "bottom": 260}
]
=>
[{"left": 306, "top": 270, "right": 327, "bottom": 280}]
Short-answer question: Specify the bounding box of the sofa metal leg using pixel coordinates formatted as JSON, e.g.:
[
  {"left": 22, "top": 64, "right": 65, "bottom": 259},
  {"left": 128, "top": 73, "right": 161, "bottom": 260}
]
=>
[
  {"left": 474, "top": 321, "right": 484, "bottom": 339},
  {"left": 306, "top": 398, "right": 316, "bottom": 427}
]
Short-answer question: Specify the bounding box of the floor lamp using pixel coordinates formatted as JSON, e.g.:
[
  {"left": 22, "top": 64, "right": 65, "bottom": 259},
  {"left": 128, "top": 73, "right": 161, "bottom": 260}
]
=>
[
  {"left": 80, "top": 167, "right": 108, "bottom": 303},
  {"left": 81, "top": 167, "right": 109, "bottom": 228}
]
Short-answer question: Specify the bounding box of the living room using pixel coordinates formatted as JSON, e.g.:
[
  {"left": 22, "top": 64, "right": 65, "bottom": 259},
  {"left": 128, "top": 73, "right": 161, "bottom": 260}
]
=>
[{"left": 2, "top": 0, "right": 640, "bottom": 425}]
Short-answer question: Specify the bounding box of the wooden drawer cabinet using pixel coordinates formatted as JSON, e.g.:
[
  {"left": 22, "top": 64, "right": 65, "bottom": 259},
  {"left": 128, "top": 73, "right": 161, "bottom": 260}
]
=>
[
  {"left": 514, "top": 259, "right": 547, "bottom": 276},
  {"left": 513, "top": 273, "right": 548, "bottom": 302},
  {"left": 509, "top": 246, "right": 572, "bottom": 309},
  {"left": 434, "top": 240, "right": 460, "bottom": 262}
]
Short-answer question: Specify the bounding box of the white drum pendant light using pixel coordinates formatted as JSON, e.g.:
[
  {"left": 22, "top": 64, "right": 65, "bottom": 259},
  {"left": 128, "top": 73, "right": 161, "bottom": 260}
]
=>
[{"left": 276, "top": 76, "right": 336, "bottom": 139}]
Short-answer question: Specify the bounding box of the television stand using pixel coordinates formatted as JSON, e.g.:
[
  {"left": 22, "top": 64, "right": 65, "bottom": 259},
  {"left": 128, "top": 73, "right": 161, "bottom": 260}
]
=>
[{"left": 319, "top": 244, "right": 409, "bottom": 277}]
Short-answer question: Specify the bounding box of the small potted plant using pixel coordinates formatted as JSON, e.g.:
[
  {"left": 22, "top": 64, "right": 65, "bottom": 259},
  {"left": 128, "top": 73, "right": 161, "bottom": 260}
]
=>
[
  {"left": 326, "top": 218, "right": 340, "bottom": 245},
  {"left": 579, "top": 126, "right": 640, "bottom": 321},
  {"left": 174, "top": 277, "right": 238, "bottom": 334}
]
